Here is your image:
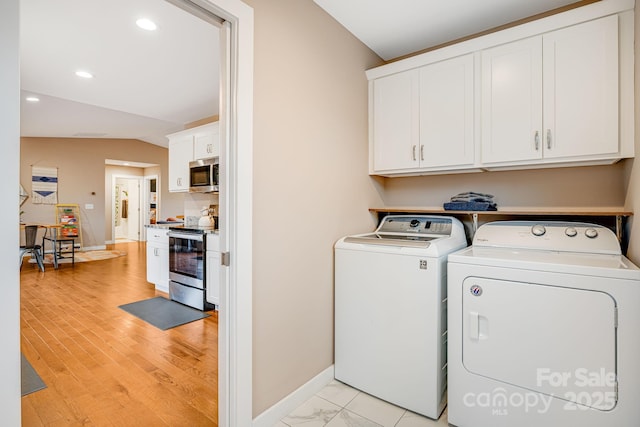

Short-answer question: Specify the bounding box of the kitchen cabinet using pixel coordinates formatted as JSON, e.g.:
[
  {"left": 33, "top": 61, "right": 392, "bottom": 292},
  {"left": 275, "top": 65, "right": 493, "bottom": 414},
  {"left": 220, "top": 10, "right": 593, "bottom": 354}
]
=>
[
  {"left": 167, "top": 122, "right": 218, "bottom": 192},
  {"left": 206, "top": 233, "right": 220, "bottom": 307},
  {"left": 168, "top": 136, "right": 193, "bottom": 192},
  {"left": 193, "top": 122, "right": 220, "bottom": 160},
  {"left": 146, "top": 228, "right": 169, "bottom": 292},
  {"left": 370, "top": 54, "right": 475, "bottom": 174},
  {"left": 481, "top": 15, "right": 619, "bottom": 166}
]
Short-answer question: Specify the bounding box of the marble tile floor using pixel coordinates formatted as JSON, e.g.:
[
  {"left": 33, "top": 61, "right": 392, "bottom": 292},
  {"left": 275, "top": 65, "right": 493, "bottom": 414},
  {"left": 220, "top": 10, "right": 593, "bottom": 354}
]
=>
[{"left": 275, "top": 380, "right": 449, "bottom": 427}]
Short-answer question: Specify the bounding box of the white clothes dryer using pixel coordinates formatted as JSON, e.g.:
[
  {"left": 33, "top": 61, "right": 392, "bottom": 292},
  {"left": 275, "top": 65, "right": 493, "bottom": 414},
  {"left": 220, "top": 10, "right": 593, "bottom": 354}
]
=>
[
  {"left": 335, "top": 215, "right": 467, "bottom": 419},
  {"left": 447, "top": 221, "right": 640, "bottom": 427}
]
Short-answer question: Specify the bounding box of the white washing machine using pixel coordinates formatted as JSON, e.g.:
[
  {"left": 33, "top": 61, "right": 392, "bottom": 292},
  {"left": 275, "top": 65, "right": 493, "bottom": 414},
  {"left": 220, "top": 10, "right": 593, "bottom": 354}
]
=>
[
  {"left": 447, "top": 221, "right": 640, "bottom": 427},
  {"left": 335, "top": 215, "right": 467, "bottom": 419}
]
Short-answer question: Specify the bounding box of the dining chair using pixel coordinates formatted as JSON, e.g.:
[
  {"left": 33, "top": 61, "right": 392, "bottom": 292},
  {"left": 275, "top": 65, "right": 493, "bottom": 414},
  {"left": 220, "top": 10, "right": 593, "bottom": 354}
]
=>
[{"left": 20, "top": 225, "right": 45, "bottom": 272}]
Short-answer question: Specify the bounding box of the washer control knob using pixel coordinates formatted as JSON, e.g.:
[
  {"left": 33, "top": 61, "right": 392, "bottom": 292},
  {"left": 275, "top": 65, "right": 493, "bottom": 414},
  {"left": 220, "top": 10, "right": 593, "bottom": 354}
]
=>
[
  {"left": 565, "top": 227, "right": 578, "bottom": 237},
  {"left": 531, "top": 224, "right": 546, "bottom": 236},
  {"left": 409, "top": 219, "right": 420, "bottom": 228},
  {"left": 585, "top": 228, "right": 599, "bottom": 239}
]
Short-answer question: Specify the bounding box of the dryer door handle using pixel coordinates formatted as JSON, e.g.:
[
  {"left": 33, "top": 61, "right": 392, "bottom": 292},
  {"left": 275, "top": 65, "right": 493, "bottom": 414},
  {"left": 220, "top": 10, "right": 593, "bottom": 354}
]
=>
[
  {"left": 469, "top": 311, "right": 488, "bottom": 340},
  {"left": 469, "top": 311, "right": 479, "bottom": 340}
]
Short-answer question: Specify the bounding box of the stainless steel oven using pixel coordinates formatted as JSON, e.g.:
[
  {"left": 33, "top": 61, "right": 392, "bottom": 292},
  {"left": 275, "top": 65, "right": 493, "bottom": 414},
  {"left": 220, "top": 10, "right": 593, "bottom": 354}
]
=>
[{"left": 167, "top": 230, "right": 214, "bottom": 311}]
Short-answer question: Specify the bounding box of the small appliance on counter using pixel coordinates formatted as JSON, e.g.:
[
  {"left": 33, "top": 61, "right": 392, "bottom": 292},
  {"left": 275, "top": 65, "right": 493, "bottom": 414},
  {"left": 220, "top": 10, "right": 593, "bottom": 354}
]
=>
[{"left": 198, "top": 205, "right": 217, "bottom": 228}]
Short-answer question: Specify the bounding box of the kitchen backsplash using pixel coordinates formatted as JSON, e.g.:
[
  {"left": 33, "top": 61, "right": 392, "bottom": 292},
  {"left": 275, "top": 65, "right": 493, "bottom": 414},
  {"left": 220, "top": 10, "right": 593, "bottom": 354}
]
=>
[{"left": 184, "top": 192, "right": 218, "bottom": 226}]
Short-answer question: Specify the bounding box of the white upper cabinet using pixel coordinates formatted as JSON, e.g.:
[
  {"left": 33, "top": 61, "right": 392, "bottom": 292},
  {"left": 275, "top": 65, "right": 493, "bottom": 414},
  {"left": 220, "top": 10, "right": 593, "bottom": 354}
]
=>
[
  {"left": 481, "top": 37, "right": 543, "bottom": 164},
  {"left": 371, "top": 70, "right": 419, "bottom": 172},
  {"left": 167, "top": 122, "right": 218, "bottom": 192},
  {"left": 371, "top": 54, "right": 475, "bottom": 174},
  {"left": 482, "top": 15, "right": 619, "bottom": 166},
  {"left": 419, "top": 54, "right": 475, "bottom": 169},
  {"left": 542, "top": 15, "right": 619, "bottom": 160},
  {"left": 193, "top": 122, "right": 220, "bottom": 160},
  {"left": 168, "top": 135, "right": 193, "bottom": 192},
  {"left": 366, "top": 0, "right": 634, "bottom": 176}
]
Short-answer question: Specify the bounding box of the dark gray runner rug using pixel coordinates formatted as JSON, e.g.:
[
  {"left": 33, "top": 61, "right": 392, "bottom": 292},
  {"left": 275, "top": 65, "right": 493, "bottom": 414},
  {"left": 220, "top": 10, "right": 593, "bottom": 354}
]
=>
[
  {"left": 21, "top": 354, "right": 46, "bottom": 396},
  {"left": 118, "top": 296, "right": 210, "bottom": 330}
]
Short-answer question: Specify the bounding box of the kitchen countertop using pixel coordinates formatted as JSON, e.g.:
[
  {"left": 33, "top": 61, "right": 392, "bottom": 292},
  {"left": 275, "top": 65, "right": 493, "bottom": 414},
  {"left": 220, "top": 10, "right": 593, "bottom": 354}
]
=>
[{"left": 145, "top": 223, "right": 218, "bottom": 234}]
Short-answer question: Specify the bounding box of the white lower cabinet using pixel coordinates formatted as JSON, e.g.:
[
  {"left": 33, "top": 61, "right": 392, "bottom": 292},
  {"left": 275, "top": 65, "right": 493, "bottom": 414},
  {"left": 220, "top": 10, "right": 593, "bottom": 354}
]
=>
[
  {"left": 146, "top": 228, "right": 169, "bottom": 292},
  {"left": 206, "top": 233, "right": 220, "bottom": 307}
]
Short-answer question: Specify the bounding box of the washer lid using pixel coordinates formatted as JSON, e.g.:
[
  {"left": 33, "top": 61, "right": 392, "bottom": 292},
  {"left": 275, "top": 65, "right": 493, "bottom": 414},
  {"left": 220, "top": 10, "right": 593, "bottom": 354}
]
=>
[{"left": 343, "top": 233, "right": 435, "bottom": 248}]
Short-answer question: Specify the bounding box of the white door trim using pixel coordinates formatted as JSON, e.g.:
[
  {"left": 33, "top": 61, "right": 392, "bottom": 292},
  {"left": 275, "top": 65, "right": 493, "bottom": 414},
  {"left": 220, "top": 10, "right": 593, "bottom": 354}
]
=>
[{"left": 171, "top": 1, "right": 254, "bottom": 425}]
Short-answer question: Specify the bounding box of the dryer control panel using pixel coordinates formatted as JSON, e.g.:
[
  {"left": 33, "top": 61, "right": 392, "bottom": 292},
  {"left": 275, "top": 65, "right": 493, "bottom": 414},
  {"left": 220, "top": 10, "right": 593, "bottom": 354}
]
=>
[{"left": 473, "top": 221, "right": 621, "bottom": 255}]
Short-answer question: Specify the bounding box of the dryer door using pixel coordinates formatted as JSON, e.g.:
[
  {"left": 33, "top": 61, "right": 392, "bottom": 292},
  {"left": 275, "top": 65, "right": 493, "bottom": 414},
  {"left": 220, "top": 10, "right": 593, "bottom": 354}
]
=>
[{"left": 462, "top": 277, "right": 617, "bottom": 410}]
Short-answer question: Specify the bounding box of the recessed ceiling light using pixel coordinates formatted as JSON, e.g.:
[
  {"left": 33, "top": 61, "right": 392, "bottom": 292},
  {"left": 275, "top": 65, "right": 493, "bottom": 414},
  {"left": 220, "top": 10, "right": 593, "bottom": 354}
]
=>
[
  {"left": 136, "top": 18, "right": 157, "bottom": 31},
  {"left": 25, "top": 96, "right": 40, "bottom": 102},
  {"left": 75, "top": 70, "right": 94, "bottom": 79}
]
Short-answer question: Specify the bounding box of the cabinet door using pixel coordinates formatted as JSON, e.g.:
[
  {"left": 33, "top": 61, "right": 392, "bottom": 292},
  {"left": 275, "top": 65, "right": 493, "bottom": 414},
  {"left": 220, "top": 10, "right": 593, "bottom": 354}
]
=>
[
  {"left": 146, "top": 244, "right": 159, "bottom": 285},
  {"left": 206, "top": 251, "right": 220, "bottom": 306},
  {"left": 371, "top": 70, "right": 419, "bottom": 172},
  {"left": 542, "top": 15, "right": 619, "bottom": 159},
  {"left": 481, "top": 36, "right": 543, "bottom": 164},
  {"left": 419, "top": 54, "right": 475, "bottom": 168},
  {"left": 193, "top": 123, "right": 220, "bottom": 160},
  {"left": 156, "top": 245, "right": 169, "bottom": 293},
  {"left": 168, "top": 136, "right": 193, "bottom": 192}
]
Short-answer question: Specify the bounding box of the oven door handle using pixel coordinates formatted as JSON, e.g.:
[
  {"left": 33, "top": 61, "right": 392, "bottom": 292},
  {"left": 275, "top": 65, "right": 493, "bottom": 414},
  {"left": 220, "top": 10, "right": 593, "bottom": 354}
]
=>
[{"left": 168, "top": 232, "right": 204, "bottom": 242}]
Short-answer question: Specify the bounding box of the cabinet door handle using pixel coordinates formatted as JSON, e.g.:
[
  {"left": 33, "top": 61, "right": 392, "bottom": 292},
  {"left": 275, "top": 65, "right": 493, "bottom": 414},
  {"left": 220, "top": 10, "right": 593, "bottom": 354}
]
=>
[
  {"left": 177, "top": 177, "right": 181, "bottom": 186},
  {"left": 546, "top": 129, "right": 552, "bottom": 150},
  {"left": 154, "top": 248, "right": 158, "bottom": 256},
  {"left": 420, "top": 145, "right": 424, "bottom": 161},
  {"left": 534, "top": 131, "right": 540, "bottom": 151},
  {"left": 412, "top": 145, "right": 417, "bottom": 161}
]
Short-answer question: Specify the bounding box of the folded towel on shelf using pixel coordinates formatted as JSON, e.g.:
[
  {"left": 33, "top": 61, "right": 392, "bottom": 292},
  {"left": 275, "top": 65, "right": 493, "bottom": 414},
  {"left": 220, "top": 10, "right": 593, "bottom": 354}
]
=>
[
  {"left": 444, "top": 191, "right": 497, "bottom": 211},
  {"left": 450, "top": 191, "right": 495, "bottom": 203},
  {"left": 443, "top": 201, "right": 497, "bottom": 211}
]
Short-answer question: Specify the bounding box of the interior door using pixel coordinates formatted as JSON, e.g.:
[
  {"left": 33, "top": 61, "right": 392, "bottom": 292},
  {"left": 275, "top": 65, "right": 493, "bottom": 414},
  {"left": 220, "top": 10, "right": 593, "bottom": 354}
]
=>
[{"left": 462, "top": 277, "right": 617, "bottom": 410}]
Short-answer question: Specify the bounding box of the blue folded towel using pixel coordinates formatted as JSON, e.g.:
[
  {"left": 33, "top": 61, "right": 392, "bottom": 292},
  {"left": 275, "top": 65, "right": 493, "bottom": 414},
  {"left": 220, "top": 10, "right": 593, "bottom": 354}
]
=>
[{"left": 443, "top": 201, "right": 497, "bottom": 211}]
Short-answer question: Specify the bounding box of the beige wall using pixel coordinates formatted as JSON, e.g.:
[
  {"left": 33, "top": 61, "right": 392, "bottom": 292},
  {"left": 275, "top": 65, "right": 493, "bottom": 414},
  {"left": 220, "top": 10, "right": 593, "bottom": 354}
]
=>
[
  {"left": 382, "top": 163, "right": 628, "bottom": 209},
  {"left": 21, "top": 137, "right": 184, "bottom": 247},
  {"left": 245, "top": 0, "right": 383, "bottom": 415}
]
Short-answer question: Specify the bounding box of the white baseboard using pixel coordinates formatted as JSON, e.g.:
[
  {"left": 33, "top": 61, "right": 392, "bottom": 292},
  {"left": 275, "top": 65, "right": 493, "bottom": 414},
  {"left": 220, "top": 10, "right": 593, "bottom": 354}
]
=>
[{"left": 252, "top": 365, "right": 334, "bottom": 427}]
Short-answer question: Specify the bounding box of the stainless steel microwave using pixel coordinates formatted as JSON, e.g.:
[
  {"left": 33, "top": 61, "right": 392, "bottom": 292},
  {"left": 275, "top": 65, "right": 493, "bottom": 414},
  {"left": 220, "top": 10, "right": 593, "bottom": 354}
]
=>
[{"left": 189, "top": 158, "right": 219, "bottom": 193}]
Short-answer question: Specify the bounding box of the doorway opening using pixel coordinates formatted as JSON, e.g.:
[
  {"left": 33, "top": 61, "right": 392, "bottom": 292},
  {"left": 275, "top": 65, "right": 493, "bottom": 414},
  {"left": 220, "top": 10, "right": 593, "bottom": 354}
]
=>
[{"left": 113, "top": 176, "right": 141, "bottom": 243}]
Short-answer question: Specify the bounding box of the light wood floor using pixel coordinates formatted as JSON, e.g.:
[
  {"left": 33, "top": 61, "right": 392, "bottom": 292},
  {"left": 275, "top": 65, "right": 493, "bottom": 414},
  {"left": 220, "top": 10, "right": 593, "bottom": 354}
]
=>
[{"left": 20, "top": 241, "right": 218, "bottom": 426}]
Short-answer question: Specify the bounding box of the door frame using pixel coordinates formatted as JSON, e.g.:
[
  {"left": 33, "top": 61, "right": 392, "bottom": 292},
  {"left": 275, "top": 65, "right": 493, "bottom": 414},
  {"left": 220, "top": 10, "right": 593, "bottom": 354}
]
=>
[{"left": 169, "top": 1, "right": 254, "bottom": 425}]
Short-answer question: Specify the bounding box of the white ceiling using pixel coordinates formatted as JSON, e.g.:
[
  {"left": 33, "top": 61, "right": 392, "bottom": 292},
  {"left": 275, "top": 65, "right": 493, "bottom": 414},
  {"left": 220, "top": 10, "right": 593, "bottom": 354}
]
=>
[
  {"left": 20, "top": 0, "right": 585, "bottom": 149},
  {"left": 20, "top": 0, "right": 220, "bottom": 148},
  {"left": 313, "top": 0, "right": 582, "bottom": 60}
]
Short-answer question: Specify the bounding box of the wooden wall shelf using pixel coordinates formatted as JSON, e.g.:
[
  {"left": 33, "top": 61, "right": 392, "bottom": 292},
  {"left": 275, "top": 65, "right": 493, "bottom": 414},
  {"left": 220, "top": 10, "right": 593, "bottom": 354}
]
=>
[{"left": 369, "top": 207, "right": 633, "bottom": 248}]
